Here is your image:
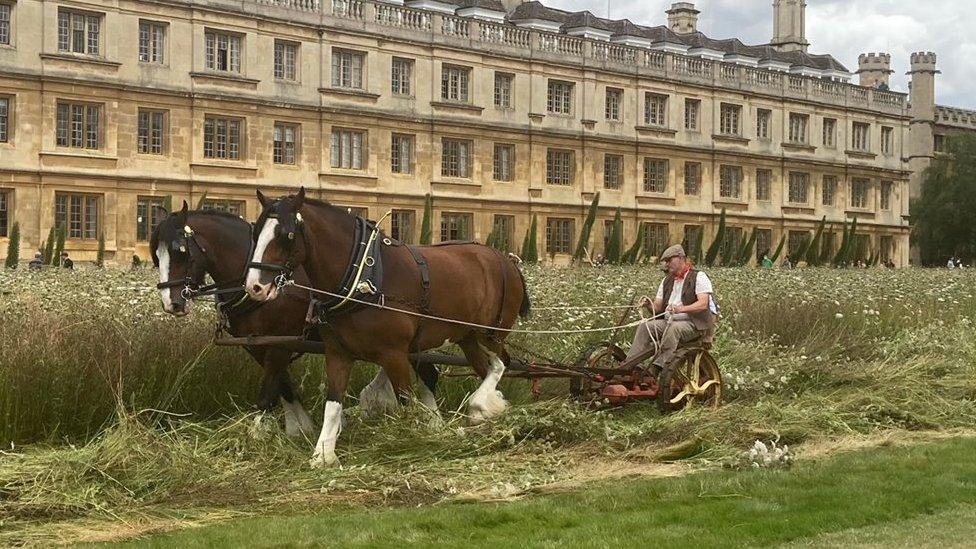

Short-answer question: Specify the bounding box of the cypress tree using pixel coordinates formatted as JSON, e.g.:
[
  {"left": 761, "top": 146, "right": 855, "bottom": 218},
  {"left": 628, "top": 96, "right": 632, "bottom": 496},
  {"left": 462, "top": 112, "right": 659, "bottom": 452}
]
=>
[
  {"left": 521, "top": 215, "right": 539, "bottom": 264},
  {"left": 833, "top": 219, "right": 850, "bottom": 266},
  {"left": 604, "top": 207, "right": 623, "bottom": 264},
  {"left": 162, "top": 195, "right": 173, "bottom": 214},
  {"left": 738, "top": 228, "right": 758, "bottom": 267},
  {"left": 4, "top": 222, "right": 20, "bottom": 269},
  {"left": 96, "top": 233, "right": 106, "bottom": 268},
  {"left": 195, "top": 192, "right": 209, "bottom": 210},
  {"left": 792, "top": 234, "right": 811, "bottom": 265},
  {"left": 42, "top": 227, "right": 55, "bottom": 264},
  {"left": 52, "top": 227, "right": 66, "bottom": 267},
  {"left": 621, "top": 222, "right": 645, "bottom": 265},
  {"left": 419, "top": 193, "right": 433, "bottom": 245},
  {"left": 704, "top": 209, "right": 727, "bottom": 267},
  {"left": 805, "top": 216, "right": 827, "bottom": 266},
  {"left": 693, "top": 228, "right": 704, "bottom": 264},
  {"left": 572, "top": 193, "right": 600, "bottom": 264},
  {"left": 770, "top": 234, "right": 786, "bottom": 263}
]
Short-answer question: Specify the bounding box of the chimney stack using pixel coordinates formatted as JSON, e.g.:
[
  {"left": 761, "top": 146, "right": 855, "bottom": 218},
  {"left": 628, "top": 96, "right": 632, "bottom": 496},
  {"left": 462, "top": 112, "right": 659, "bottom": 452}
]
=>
[
  {"left": 857, "top": 53, "right": 893, "bottom": 88},
  {"left": 666, "top": 2, "right": 699, "bottom": 35}
]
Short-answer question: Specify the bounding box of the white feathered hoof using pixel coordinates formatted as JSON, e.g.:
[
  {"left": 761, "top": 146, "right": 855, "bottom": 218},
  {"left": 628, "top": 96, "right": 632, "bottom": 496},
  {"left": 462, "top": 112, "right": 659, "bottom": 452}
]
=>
[
  {"left": 467, "top": 389, "right": 508, "bottom": 425},
  {"left": 250, "top": 413, "right": 276, "bottom": 439},
  {"left": 310, "top": 449, "right": 339, "bottom": 468}
]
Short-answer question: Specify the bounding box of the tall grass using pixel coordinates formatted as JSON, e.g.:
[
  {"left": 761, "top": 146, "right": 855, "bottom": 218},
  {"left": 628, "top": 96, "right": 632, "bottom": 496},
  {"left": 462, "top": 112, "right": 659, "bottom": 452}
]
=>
[{"left": 2, "top": 266, "right": 976, "bottom": 545}]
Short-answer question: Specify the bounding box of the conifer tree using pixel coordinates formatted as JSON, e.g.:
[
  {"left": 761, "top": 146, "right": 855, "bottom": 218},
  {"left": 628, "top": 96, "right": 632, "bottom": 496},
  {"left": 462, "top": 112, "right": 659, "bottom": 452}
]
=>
[
  {"left": 704, "top": 209, "right": 727, "bottom": 267},
  {"left": 419, "top": 193, "right": 433, "bottom": 245},
  {"left": 604, "top": 207, "right": 623, "bottom": 264},
  {"left": 572, "top": 193, "right": 600, "bottom": 264},
  {"left": 4, "top": 222, "right": 20, "bottom": 269}
]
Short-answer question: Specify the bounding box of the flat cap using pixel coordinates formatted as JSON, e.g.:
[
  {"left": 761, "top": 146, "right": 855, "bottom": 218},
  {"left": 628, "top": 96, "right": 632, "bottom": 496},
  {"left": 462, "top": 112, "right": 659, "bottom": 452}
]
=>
[{"left": 660, "top": 244, "right": 686, "bottom": 261}]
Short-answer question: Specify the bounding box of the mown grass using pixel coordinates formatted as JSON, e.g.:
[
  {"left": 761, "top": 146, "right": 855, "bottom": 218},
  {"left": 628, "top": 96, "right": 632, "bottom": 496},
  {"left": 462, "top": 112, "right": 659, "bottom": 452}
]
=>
[
  {"left": 1, "top": 266, "right": 975, "bottom": 545},
  {"left": 94, "top": 436, "right": 976, "bottom": 548}
]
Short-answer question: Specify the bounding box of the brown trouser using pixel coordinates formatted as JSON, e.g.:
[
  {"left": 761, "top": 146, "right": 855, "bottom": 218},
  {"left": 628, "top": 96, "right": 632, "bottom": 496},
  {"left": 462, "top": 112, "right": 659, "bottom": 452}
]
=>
[{"left": 624, "top": 319, "right": 701, "bottom": 370}]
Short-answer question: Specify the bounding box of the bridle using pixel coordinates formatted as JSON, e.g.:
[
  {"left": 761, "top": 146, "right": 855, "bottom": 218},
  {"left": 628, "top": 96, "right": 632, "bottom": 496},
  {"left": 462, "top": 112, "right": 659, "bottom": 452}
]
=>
[
  {"left": 156, "top": 224, "right": 248, "bottom": 302},
  {"left": 246, "top": 209, "right": 304, "bottom": 291}
]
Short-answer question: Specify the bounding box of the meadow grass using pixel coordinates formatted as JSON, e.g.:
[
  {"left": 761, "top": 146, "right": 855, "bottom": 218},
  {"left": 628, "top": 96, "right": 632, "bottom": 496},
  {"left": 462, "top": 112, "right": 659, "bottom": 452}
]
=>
[
  {"left": 1, "top": 266, "right": 975, "bottom": 545},
  {"left": 92, "top": 436, "right": 976, "bottom": 548}
]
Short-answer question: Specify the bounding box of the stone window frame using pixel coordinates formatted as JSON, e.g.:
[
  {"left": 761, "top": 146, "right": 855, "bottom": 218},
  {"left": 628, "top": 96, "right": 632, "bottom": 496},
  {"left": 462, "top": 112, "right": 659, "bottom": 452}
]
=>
[
  {"left": 440, "top": 64, "right": 470, "bottom": 103},
  {"left": 55, "top": 191, "right": 101, "bottom": 240},
  {"left": 788, "top": 112, "right": 809, "bottom": 144},
  {"left": 56, "top": 100, "right": 102, "bottom": 150},
  {"left": 755, "top": 228, "right": 772, "bottom": 262},
  {"left": 755, "top": 168, "right": 772, "bottom": 202},
  {"left": 441, "top": 137, "right": 472, "bottom": 178},
  {"left": 273, "top": 121, "right": 300, "bottom": 165},
  {"left": 756, "top": 108, "right": 771, "bottom": 140},
  {"left": 137, "top": 108, "right": 167, "bottom": 155},
  {"left": 273, "top": 39, "right": 299, "bottom": 81},
  {"left": 201, "top": 199, "right": 245, "bottom": 217},
  {"left": 493, "top": 71, "right": 513, "bottom": 109},
  {"left": 605, "top": 87, "right": 622, "bottom": 121},
  {"left": 683, "top": 161, "right": 701, "bottom": 196},
  {"left": 0, "top": 2, "right": 12, "bottom": 47},
  {"left": 720, "top": 103, "right": 742, "bottom": 136},
  {"left": 822, "top": 118, "right": 837, "bottom": 149},
  {"left": 390, "top": 209, "right": 415, "bottom": 244},
  {"left": 850, "top": 178, "right": 871, "bottom": 209},
  {"left": 0, "top": 94, "right": 11, "bottom": 143},
  {"left": 545, "top": 217, "right": 574, "bottom": 254},
  {"left": 545, "top": 148, "right": 574, "bottom": 186},
  {"left": 546, "top": 79, "right": 574, "bottom": 115},
  {"left": 138, "top": 19, "right": 167, "bottom": 65},
  {"left": 642, "top": 223, "right": 670, "bottom": 259},
  {"left": 440, "top": 211, "right": 472, "bottom": 242},
  {"left": 880, "top": 180, "right": 893, "bottom": 210},
  {"left": 822, "top": 175, "right": 838, "bottom": 206},
  {"left": 682, "top": 224, "right": 703, "bottom": 258},
  {"left": 204, "top": 28, "right": 243, "bottom": 74},
  {"left": 643, "top": 92, "right": 668, "bottom": 127},
  {"left": 719, "top": 164, "right": 743, "bottom": 199},
  {"left": 491, "top": 214, "right": 515, "bottom": 252},
  {"left": 603, "top": 154, "right": 622, "bottom": 190},
  {"left": 57, "top": 8, "right": 102, "bottom": 56},
  {"left": 391, "top": 133, "right": 414, "bottom": 175},
  {"left": 203, "top": 115, "right": 244, "bottom": 161},
  {"left": 0, "top": 188, "right": 10, "bottom": 238},
  {"left": 881, "top": 126, "right": 894, "bottom": 156},
  {"left": 136, "top": 195, "right": 165, "bottom": 242},
  {"left": 788, "top": 171, "right": 810, "bottom": 204},
  {"left": 787, "top": 230, "right": 811, "bottom": 259},
  {"left": 331, "top": 47, "right": 365, "bottom": 89},
  {"left": 684, "top": 98, "right": 700, "bottom": 131},
  {"left": 851, "top": 121, "right": 871, "bottom": 152},
  {"left": 492, "top": 143, "right": 515, "bottom": 182},
  {"left": 642, "top": 158, "right": 668, "bottom": 194},
  {"left": 330, "top": 127, "right": 367, "bottom": 170},
  {"left": 392, "top": 57, "right": 414, "bottom": 97}
]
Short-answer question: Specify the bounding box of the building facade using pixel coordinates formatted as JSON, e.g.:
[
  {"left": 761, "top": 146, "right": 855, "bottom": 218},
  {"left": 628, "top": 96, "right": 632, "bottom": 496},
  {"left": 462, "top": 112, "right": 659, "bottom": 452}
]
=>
[{"left": 0, "top": 0, "right": 930, "bottom": 266}]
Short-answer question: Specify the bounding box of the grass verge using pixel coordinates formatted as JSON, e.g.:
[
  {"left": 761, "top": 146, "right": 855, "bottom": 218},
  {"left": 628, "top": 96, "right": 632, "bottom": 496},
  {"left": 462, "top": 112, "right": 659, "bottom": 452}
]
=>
[{"left": 91, "top": 436, "right": 976, "bottom": 548}]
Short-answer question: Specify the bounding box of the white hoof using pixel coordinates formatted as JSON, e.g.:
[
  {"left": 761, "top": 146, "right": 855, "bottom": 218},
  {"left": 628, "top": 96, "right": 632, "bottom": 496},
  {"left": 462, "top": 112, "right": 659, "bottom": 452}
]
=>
[
  {"left": 310, "top": 450, "right": 339, "bottom": 468},
  {"left": 468, "top": 390, "right": 508, "bottom": 425}
]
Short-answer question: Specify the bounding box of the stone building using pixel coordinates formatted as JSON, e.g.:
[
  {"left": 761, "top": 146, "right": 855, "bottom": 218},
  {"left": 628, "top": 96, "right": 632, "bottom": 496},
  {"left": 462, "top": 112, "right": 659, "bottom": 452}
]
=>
[{"left": 0, "top": 0, "right": 959, "bottom": 267}]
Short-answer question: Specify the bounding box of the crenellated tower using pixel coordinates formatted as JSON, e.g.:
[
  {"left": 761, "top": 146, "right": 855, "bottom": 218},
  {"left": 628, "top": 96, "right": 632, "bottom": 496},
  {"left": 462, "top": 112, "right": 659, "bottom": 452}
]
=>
[{"left": 857, "top": 53, "right": 894, "bottom": 88}]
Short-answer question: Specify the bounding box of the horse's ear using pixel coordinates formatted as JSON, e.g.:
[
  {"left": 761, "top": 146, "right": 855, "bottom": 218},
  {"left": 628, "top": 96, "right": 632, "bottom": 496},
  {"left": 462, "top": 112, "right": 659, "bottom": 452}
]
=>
[
  {"left": 257, "top": 189, "right": 270, "bottom": 208},
  {"left": 177, "top": 201, "right": 189, "bottom": 222},
  {"left": 295, "top": 187, "right": 306, "bottom": 208}
]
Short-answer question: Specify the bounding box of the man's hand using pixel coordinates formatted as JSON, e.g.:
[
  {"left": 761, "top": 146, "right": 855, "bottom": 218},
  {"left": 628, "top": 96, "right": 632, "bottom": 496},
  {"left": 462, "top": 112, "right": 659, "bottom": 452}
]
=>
[
  {"left": 638, "top": 296, "right": 653, "bottom": 309},
  {"left": 666, "top": 303, "right": 682, "bottom": 315}
]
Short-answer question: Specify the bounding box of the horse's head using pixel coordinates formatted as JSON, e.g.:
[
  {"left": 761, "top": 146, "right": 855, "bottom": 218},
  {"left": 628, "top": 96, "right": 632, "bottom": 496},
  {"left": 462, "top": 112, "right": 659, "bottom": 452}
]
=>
[
  {"left": 246, "top": 187, "right": 308, "bottom": 302},
  {"left": 150, "top": 201, "right": 210, "bottom": 316}
]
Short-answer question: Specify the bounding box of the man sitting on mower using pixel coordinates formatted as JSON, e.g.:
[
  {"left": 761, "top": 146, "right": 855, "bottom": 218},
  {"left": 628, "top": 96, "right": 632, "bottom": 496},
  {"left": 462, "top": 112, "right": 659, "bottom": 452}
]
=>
[{"left": 622, "top": 244, "right": 718, "bottom": 376}]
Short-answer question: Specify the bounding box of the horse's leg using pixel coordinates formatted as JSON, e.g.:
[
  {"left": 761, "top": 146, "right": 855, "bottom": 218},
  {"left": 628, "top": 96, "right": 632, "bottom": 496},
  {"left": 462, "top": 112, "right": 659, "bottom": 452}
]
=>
[
  {"left": 379, "top": 353, "right": 416, "bottom": 406},
  {"left": 413, "top": 361, "right": 439, "bottom": 413},
  {"left": 310, "top": 347, "right": 352, "bottom": 468},
  {"left": 358, "top": 368, "right": 398, "bottom": 419},
  {"left": 458, "top": 333, "right": 508, "bottom": 424},
  {"left": 269, "top": 349, "right": 315, "bottom": 437},
  {"left": 248, "top": 347, "right": 280, "bottom": 436}
]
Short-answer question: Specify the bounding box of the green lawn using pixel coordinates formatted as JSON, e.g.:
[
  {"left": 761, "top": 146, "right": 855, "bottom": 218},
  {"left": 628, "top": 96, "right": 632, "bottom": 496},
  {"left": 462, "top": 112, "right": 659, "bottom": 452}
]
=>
[{"left": 97, "top": 436, "right": 976, "bottom": 548}]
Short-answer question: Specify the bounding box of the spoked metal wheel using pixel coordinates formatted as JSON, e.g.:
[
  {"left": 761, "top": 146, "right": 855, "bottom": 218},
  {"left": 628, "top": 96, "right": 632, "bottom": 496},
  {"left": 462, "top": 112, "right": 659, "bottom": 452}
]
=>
[
  {"left": 570, "top": 342, "right": 626, "bottom": 398},
  {"left": 656, "top": 349, "right": 722, "bottom": 413}
]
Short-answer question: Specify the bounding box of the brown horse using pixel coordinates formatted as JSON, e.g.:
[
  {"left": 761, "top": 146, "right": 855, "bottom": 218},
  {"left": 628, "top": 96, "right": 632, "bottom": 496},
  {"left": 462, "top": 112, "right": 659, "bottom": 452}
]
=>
[
  {"left": 244, "top": 188, "right": 530, "bottom": 467},
  {"left": 150, "top": 202, "right": 317, "bottom": 436}
]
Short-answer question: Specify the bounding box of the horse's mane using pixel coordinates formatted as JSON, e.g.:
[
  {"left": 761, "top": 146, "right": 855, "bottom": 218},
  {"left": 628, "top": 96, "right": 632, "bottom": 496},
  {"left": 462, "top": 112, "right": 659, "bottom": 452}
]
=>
[{"left": 190, "top": 209, "right": 250, "bottom": 223}]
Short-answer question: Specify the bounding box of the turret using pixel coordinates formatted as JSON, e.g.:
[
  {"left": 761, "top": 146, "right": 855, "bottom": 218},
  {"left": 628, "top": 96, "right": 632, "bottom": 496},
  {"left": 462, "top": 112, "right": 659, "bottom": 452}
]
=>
[
  {"left": 907, "top": 52, "right": 939, "bottom": 203},
  {"left": 857, "top": 53, "right": 893, "bottom": 88},
  {"left": 770, "top": 0, "right": 809, "bottom": 52},
  {"left": 666, "top": 2, "right": 699, "bottom": 35}
]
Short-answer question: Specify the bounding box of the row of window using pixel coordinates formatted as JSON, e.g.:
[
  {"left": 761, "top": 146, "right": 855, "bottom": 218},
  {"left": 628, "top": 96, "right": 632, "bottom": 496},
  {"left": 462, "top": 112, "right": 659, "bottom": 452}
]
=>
[
  {"left": 11, "top": 6, "right": 898, "bottom": 154},
  {"left": 0, "top": 96, "right": 899, "bottom": 206}
]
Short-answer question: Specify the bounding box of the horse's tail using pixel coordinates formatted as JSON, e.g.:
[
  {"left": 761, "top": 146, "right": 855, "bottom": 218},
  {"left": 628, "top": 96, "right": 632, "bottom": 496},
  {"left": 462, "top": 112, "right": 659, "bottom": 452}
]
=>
[{"left": 508, "top": 253, "right": 531, "bottom": 319}]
